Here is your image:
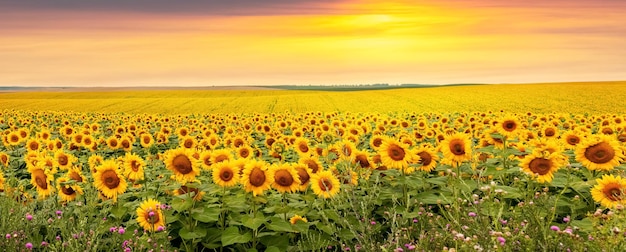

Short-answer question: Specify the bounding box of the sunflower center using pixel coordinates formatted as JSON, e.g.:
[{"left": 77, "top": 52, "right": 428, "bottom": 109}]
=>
[
  {"left": 584, "top": 142, "right": 615, "bottom": 164},
  {"left": 220, "top": 169, "right": 233, "bottom": 182},
  {"left": 355, "top": 154, "right": 371, "bottom": 168},
  {"left": 10, "top": 135, "right": 19, "bottom": 143},
  {"left": 318, "top": 178, "right": 333, "bottom": 191},
  {"left": 417, "top": 151, "right": 432, "bottom": 166},
  {"left": 102, "top": 170, "right": 121, "bottom": 189},
  {"left": 305, "top": 161, "right": 320, "bottom": 173},
  {"left": 173, "top": 154, "right": 193, "bottom": 174},
  {"left": 131, "top": 161, "right": 140, "bottom": 172},
  {"left": 249, "top": 168, "right": 266, "bottom": 187},
  {"left": 239, "top": 149, "right": 249, "bottom": 158},
  {"left": 121, "top": 140, "right": 130, "bottom": 149},
  {"left": 215, "top": 154, "right": 228, "bottom": 163},
  {"left": 566, "top": 136, "right": 580, "bottom": 145},
  {"left": 528, "top": 158, "right": 552, "bottom": 175},
  {"left": 184, "top": 139, "right": 193, "bottom": 148},
  {"left": 61, "top": 186, "right": 75, "bottom": 195},
  {"left": 69, "top": 172, "right": 83, "bottom": 182},
  {"left": 503, "top": 120, "right": 517, "bottom": 131},
  {"left": 275, "top": 170, "right": 294, "bottom": 187},
  {"left": 372, "top": 138, "right": 383, "bottom": 148},
  {"left": 58, "top": 155, "right": 68, "bottom": 166},
  {"left": 544, "top": 128, "right": 556, "bottom": 137},
  {"left": 296, "top": 168, "right": 310, "bottom": 185},
  {"left": 299, "top": 143, "right": 309, "bottom": 153},
  {"left": 29, "top": 142, "right": 39, "bottom": 150},
  {"left": 449, "top": 140, "right": 466, "bottom": 155},
  {"left": 387, "top": 144, "right": 406, "bottom": 161},
  {"left": 145, "top": 210, "right": 160, "bottom": 224},
  {"left": 33, "top": 169, "right": 48, "bottom": 189},
  {"left": 602, "top": 183, "right": 623, "bottom": 201},
  {"left": 143, "top": 136, "right": 151, "bottom": 144}
]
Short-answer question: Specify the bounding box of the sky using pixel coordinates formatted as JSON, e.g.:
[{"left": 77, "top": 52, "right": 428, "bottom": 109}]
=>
[{"left": 1, "top": 0, "right": 625, "bottom": 87}]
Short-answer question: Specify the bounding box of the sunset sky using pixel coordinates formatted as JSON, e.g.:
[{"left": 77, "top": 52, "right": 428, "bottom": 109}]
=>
[{"left": 1, "top": 0, "right": 625, "bottom": 87}]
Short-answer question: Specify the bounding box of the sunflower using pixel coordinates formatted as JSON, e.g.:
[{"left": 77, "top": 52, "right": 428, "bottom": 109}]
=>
[
  {"left": 298, "top": 156, "right": 324, "bottom": 173},
  {"left": 136, "top": 199, "right": 165, "bottom": 232},
  {"left": 56, "top": 177, "right": 83, "bottom": 202},
  {"left": 310, "top": 170, "right": 340, "bottom": 199},
  {"left": 93, "top": 160, "right": 128, "bottom": 202},
  {"left": 0, "top": 152, "right": 9, "bottom": 167},
  {"left": 292, "top": 163, "right": 312, "bottom": 191},
  {"left": 378, "top": 138, "right": 414, "bottom": 171},
  {"left": 236, "top": 145, "right": 253, "bottom": 159},
  {"left": 179, "top": 136, "right": 196, "bottom": 149},
  {"left": 440, "top": 133, "right": 473, "bottom": 167},
  {"left": 270, "top": 163, "right": 301, "bottom": 193},
  {"left": 25, "top": 138, "right": 41, "bottom": 152},
  {"left": 520, "top": 150, "right": 563, "bottom": 183},
  {"left": 289, "top": 215, "right": 308, "bottom": 225},
  {"left": 540, "top": 125, "right": 559, "bottom": 139},
  {"left": 82, "top": 135, "right": 96, "bottom": 150},
  {"left": 106, "top": 137, "right": 120, "bottom": 150},
  {"left": 212, "top": 161, "right": 240, "bottom": 188},
  {"left": 206, "top": 133, "right": 221, "bottom": 149},
  {"left": 29, "top": 166, "right": 54, "bottom": 199},
  {"left": 123, "top": 153, "right": 145, "bottom": 181},
  {"left": 119, "top": 136, "right": 133, "bottom": 152},
  {"left": 0, "top": 171, "right": 5, "bottom": 192},
  {"left": 496, "top": 115, "right": 521, "bottom": 138},
  {"left": 241, "top": 160, "right": 273, "bottom": 196},
  {"left": 352, "top": 149, "right": 373, "bottom": 169},
  {"left": 337, "top": 140, "right": 357, "bottom": 160},
  {"left": 67, "top": 167, "right": 86, "bottom": 183},
  {"left": 6, "top": 131, "right": 21, "bottom": 146},
  {"left": 561, "top": 130, "right": 585, "bottom": 150},
  {"left": 575, "top": 135, "right": 624, "bottom": 171},
  {"left": 54, "top": 149, "right": 76, "bottom": 170},
  {"left": 369, "top": 134, "right": 387, "bottom": 150},
  {"left": 591, "top": 174, "right": 626, "bottom": 208},
  {"left": 293, "top": 137, "right": 311, "bottom": 156},
  {"left": 139, "top": 133, "right": 154, "bottom": 148},
  {"left": 414, "top": 145, "right": 439, "bottom": 172},
  {"left": 164, "top": 148, "right": 201, "bottom": 184}
]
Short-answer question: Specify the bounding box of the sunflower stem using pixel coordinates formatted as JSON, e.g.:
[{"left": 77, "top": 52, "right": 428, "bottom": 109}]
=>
[{"left": 282, "top": 192, "right": 288, "bottom": 221}]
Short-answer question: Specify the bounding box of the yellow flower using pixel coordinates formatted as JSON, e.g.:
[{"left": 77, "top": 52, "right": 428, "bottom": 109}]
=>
[
  {"left": 575, "top": 134, "right": 624, "bottom": 171},
  {"left": 123, "top": 152, "right": 145, "bottom": 181},
  {"left": 440, "top": 133, "right": 472, "bottom": 167},
  {"left": 164, "top": 148, "right": 201, "bottom": 184},
  {"left": 212, "top": 161, "right": 240, "bottom": 188},
  {"left": 136, "top": 199, "right": 165, "bottom": 232},
  {"left": 93, "top": 160, "right": 127, "bottom": 202},
  {"left": 56, "top": 177, "right": 84, "bottom": 202},
  {"left": 592, "top": 174, "right": 626, "bottom": 208},
  {"left": 310, "top": 170, "right": 340, "bottom": 199},
  {"left": 378, "top": 138, "right": 413, "bottom": 171},
  {"left": 270, "top": 163, "right": 301, "bottom": 193},
  {"left": 289, "top": 215, "right": 308, "bottom": 225},
  {"left": 520, "top": 150, "right": 563, "bottom": 183},
  {"left": 241, "top": 160, "right": 273, "bottom": 196}
]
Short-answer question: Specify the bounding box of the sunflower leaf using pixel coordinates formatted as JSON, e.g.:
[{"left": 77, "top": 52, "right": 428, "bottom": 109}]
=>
[
  {"left": 241, "top": 213, "right": 266, "bottom": 230},
  {"left": 179, "top": 226, "right": 207, "bottom": 240},
  {"left": 266, "top": 217, "right": 294, "bottom": 232},
  {"left": 221, "top": 226, "right": 251, "bottom": 246},
  {"left": 170, "top": 197, "right": 193, "bottom": 212},
  {"left": 191, "top": 206, "right": 220, "bottom": 223}
]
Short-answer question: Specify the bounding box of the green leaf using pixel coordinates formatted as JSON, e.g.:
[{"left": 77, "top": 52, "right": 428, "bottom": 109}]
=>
[
  {"left": 241, "top": 213, "right": 266, "bottom": 230},
  {"left": 323, "top": 209, "right": 341, "bottom": 222},
  {"left": 191, "top": 206, "right": 220, "bottom": 223},
  {"left": 171, "top": 197, "right": 194, "bottom": 212},
  {"left": 315, "top": 222, "right": 334, "bottom": 235},
  {"left": 260, "top": 233, "right": 290, "bottom": 251},
  {"left": 265, "top": 246, "right": 281, "bottom": 252},
  {"left": 425, "top": 176, "right": 448, "bottom": 186},
  {"left": 571, "top": 218, "right": 594, "bottom": 232},
  {"left": 221, "top": 226, "right": 252, "bottom": 246},
  {"left": 110, "top": 205, "right": 127, "bottom": 219},
  {"left": 266, "top": 217, "right": 294, "bottom": 232},
  {"left": 179, "top": 226, "right": 207, "bottom": 240}
]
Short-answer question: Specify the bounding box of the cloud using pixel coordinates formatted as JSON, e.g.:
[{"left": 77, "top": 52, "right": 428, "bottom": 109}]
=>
[{"left": 0, "top": 0, "right": 341, "bottom": 16}]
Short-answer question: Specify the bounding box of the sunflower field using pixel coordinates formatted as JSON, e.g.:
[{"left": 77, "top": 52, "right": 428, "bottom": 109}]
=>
[{"left": 1, "top": 83, "right": 626, "bottom": 251}]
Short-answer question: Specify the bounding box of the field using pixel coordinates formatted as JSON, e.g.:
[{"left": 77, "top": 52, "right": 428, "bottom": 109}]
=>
[{"left": 1, "top": 81, "right": 626, "bottom": 251}]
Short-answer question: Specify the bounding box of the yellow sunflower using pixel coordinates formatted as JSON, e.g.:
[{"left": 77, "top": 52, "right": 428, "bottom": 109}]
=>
[
  {"left": 378, "top": 138, "right": 413, "bottom": 170},
  {"left": 29, "top": 166, "right": 54, "bottom": 199},
  {"left": 164, "top": 148, "right": 201, "bottom": 184},
  {"left": 591, "top": 174, "right": 626, "bottom": 208},
  {"left": 123, "top": 152, "right": 145, "bottom": 181},
  {"left": 236, "top": 145, "right": 254, "bottom": 159},
  {"left": 179, "top": 136, "right": 196, "bottom": 149},
  {"left": 352, "top": 149, "right": 373, "bottom": 169},
  {"left": 520, "top": 150, "right": 563, "bottom": 183},
  {"left": 211, "top": 149, "right": 234, "bottom": 166},
  {"left": 25, "top": 138, "right": 41, "bottom": 152},
  {"left": 310, "top": 170, "right": 340, "bottom": 199},
  {"left": 0, "top": 171, "right": 5, "bottom": 192},
  {"left": 495, "top": 115, "right": 522, "bottom": 139},
  {"left": 270, "top": 163, "right": 301, "bottom": 193},
  {"left": 139, "top": 133, "right": 154, "bottom": 148},
  {"left": 56, "top": 177, "right": 84, "bottom": 202},
  {"left": 440, "top": 133, "right": 473, "bottom": 167},
  {"left": 212, "top": 161, "right": 240, "bottom": 188},
  {"left": 293, "top": 137, "right": 311, "bottom": 156},
  {"left": 0, "top": 152, "right": 9, "bottom": 167},
  {"left": 93, "top": 160, "right": 128, "bottom": 202},
  {"left": 136, "top": 199, "right": 165, "bottom": 232},
  {"left": 241, "top": 160, "right": 273, "bottom": 196},
  {"left": 297, "top": 155, "right": 321, "bottom": 174},
  {"left": 561, "top": 130, "right": 585, "bottom": 150},
  {"left": 88, "top": 154, "right": 105, "bottom": 174},
  {"left": 289, "top": 215, "right": 308, "bottom": 225},
  {"left": 575, "top": 135, "right": 624, "bottom": 171},
  {"left": 54, "top": 149, "right": 76, "bottom": 170},
  {"left": 413, "top": 145, "right": 439, "bottom": 172},
  {"left": 67, "top": 167, "right": 86, "bottom": 183},
  {"left": 173, "top": 185, "right": 205, "bottom": 201},
  {"left": 292, "top": 163, "right": 312, "bottom": 191}
]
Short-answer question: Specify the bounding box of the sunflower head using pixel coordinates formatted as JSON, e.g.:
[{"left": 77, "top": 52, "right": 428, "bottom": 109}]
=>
[
  {"left": 310, "top": 170, "right": 340, "bottom": 199},
  {"left": 270, "top": 164, "right": 301, "bottom": 193},
  {"left": 575, "top": 135, "right": 624, "bottom": 171},
  {"left": 212, "top": 161, "right": 240, "bottom": 188},
  {"left": 378, "top": 138, "right": 413, "bottom": 170},
  {"left": 241, "top": 160, "right": 273, "bottom": 196},
  {"left": 136, "top": 199, "right": 166, "bottom": 232},
  {"left": 592, "top": 174, "right": 626, "bottom": 208},
  {"left": 94, "top": 160, "right": 128, "bottom": 202},
  {"left": 164, "top": 148, "right": 201, "bottom": 184}
]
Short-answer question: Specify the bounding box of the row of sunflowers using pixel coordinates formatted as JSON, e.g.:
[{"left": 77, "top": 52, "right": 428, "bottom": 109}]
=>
[{"left": 1, "top": 109, "right": 626, "bottom": 251}]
